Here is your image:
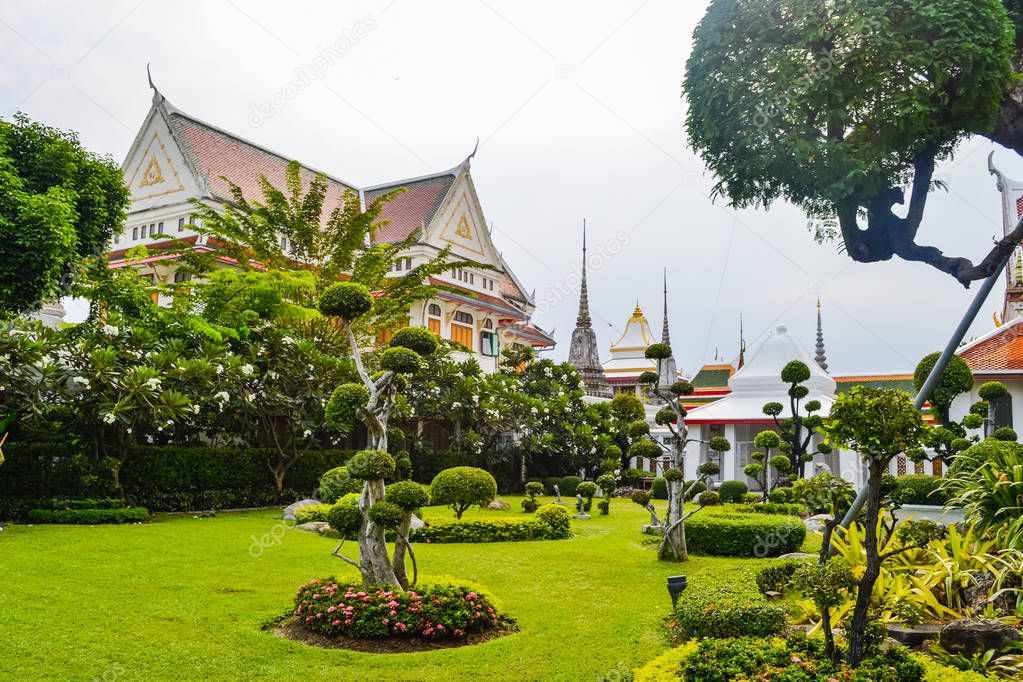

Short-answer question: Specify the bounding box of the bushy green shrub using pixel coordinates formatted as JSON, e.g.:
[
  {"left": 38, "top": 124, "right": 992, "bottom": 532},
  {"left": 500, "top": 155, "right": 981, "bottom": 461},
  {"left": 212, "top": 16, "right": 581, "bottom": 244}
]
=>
[
  {"left": 729, "top": 502, "right": 806, "bottom": 516},
  {"left": 325, "top": 383, "right": 370, "bottom": 432},
  {"left": 318, "top": 282, "right": 373, "bottom": 319},
  {"left": 318, "top": 466, "right": 362, "bottom": 503},
  {"left": 683, "top": 513, "right": 806, "bottom": 558},
  {"left": 535, "top": 503, "right": 572, "bottom": 538},
  {"left": 522, "top": 481, "right": 544, "bottom": 513},
  {"left": 379, "top": 347, "right": 422, "bottom": 374},
  {"left": 682, "top": 479, "right": 707, "bottom": 501},
  {"left": 384, "top": 480, "right": 430, "bottom": 511},
  {"left": 390, "top": 327, "right": 439, "bottom": 356},
  {"left": 326, "top": 493, "right": 362, "bottom": 535},
  {"left": 895, "top": 474, "right": 952, "bottom": 506},
  {"left": 294, "top": 503, "right": 333, "bottom": 524},
  {"left": 409, "top": 518, "right": 556, "bottom": 543},
  {"left": 678, "top": 635, "right": 924, "bottom": 682},
  {"left": 26, "top": 506, "right": 149, "bottom": 524},
  {"left": 294, "top": 579, "right": 504, "bottom": 640},
  {"left": 768, "top": 487, "right": 792, "bottom": 503},
  {"left": 717, "top": 480, "right": 748, "bottom": 503},
  {"left": 651, "top": 477, "right": 668, "bottom": 500},
  {"left": 669, "top": 572, "right": 786, "bottom": 641},
  {"left": 430, "top": 467, "right": 497, "bottom": 519},
  {"left": 346, "top": 450, "right": 395, "bottom": 480},
  {"left": 368, "top": 500, "right": 403, "bottom": 528},
  {"left": 697, "top": 491, "right": 722, "bottom": 506},
  {"left": 559, "top": 475, "right": 582, "bottom": 497},
  {"left": 45, "top": 498, "right": 125, "bottom": 510},
  {"left": 544, "top": 477, "right": 562, "bottom": 495},
  {"left": 755, "top": 558, "right": 812, "bottom": 594}
]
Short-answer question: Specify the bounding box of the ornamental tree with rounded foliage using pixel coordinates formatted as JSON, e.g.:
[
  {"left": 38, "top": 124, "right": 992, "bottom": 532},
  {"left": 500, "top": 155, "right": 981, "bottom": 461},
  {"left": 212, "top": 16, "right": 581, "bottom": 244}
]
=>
[
  {"left": 914, "top": 352, "right": 974, "bottom": 429},
  {"left": 318, "top": 282, "right": 373, "bottom": 320},
  {"left": 390, "top": 327, "right": 439, "bottom": 356},
  {"left": 430, "top": 466, "right": 497, "bottom": 519},
  {"left": 685, "top": 0, "right": 1018, "bottom": 286},
  {"left": 760, "top": 360, "right": 828, "bottom": 479}
]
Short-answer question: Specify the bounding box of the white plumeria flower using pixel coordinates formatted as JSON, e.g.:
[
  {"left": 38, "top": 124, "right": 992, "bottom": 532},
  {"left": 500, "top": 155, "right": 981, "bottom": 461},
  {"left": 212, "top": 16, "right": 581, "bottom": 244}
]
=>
[
  {"left": 214, "top": 391, "right": 230, "bottom": 403},
  {"left": 145, "top": 377, "right": 162, "bottom": 390},
  {"left": 102, "top": 325, "right": 118, "bottom": 335},
  {"left": 215, "top": 365, "right": 224, "bottom": 375},
  {"left": 303, "top": 429, "right": 312, "bottom": 438},
  {"left": 102, "top": 412, "right": 117, "bottom": 424},
  {"left": 241, "top": 364, "right": 255, "bottom": 376}
]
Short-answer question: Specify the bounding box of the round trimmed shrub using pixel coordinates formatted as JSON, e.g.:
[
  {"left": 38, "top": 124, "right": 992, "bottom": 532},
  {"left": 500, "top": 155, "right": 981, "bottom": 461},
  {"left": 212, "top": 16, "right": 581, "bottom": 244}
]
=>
[
  {"left": 894, "top": 474, "right": 952, "bottom": 506},
  {"left": 655, "top": 407, "right": 676, "bottom": 425},
  {"left": 346, "top": 450, "right": 395, "bottom": 480},
  {"left": 559, "top": 475, "right": 582, "bottom": 497},
  {"left": 524, "top": 481, "right": 544, "bottom": 498},
  {"left": 390, "top": 326, "right": 439, "bottom": 356},
  {"left": 368, "top": 500, "right": 403, "bottom": 528},
  {"left": 638, "top": 370, "right": 659, "bottom": 385},
  {"left": 628, "top": 420, "right": 650, "bottom": 438},
  {"left": 384, "top": 480, "right": 430, "bottom": 510},
  {"left": 430, "top": 467, "right": 497, "bottom": 519},
  {"left": 318, "top": 466, "right": 363, "bottom": 503},
  {"left": 697, "top": 490, "right": 722, "bottom": 506},
  {"left": 535, "top": 503, "right": 572, "bottom": 538},
  {"left": 630, "top": 489, "right": 651, "bottom": 506},
  {"left": 768, "top": 487, "right": 792, "bottom": 503},
  {"left": 993, "top": 427, "right": 1018, "bottom": 442},
  {"left": 318, "top": 282, "right": 373, "bottom": 320},
  {"left": 683, "top": 479, "right": 707, "bottom": 501},
  {"left": 379, "top": 346, "right": 422, "bottom": 373},
  {"left": 948, "top": 438, "right": 1023, "bottom": 477},
  {"left": 630, "top": 439, "right": 661, "bottom": 460},
  {"left": 651, "top": 477, "right": 668, "bottom": 500},
  {"left": 326, "top": 493, "right": 362, "bottom": 535},
  {"left": 325, "top": 383, "right": 370, "bottom": 431},
  {"left": 664, "top": 467, "right": 683, "bottom": 482},
  {"left": 684, "top": 513, "right": 806, "bottom": 558},
  {"left": 718, "top": 480, "right": 748, "bottom": 503},
  {"left": 645, "top": 342, "right": 672, "bottom": 360},
  {"left": 671, "top": 380, "right": 694, "bottom": 395},
  {"left": 577, "top": 481, "right": 597, "bottom": 499},
  {"left": 780, "top": 360, "right": 810, "bottom": 384}
]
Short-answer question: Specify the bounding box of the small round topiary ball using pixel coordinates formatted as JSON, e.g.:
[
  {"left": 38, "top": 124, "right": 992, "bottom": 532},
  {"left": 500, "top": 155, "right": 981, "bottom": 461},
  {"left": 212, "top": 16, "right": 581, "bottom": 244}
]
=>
[
  {"left": 629, "top": 438, "right": 662, "bottom": 460},
  {"left": 390, "top": 327, "right": 439, "bottom": 356},
  {"left": 318, "top": 466, "right": 363, "bottom": 503},
  {"left": 326, "top": 493, "right": 362, "bottom": 535},
  {"left": 645, "top": 343, "right": 672, "bottom": 360},
  {"left": 655, "top": 406, "right": 676, "bottom": 426},
  {"left": 630, "top": 489, "right": 651, "bottom": 506},
  {"left": 385, "top": 480, "right": 431, "bottom": 510},
  {"left": 663, "top": 467, "right": 683, "bottom": 482},
  {"left": 993, "top": 427, "right": 1018, "bottom": 442},
  {"left": 319, "top": 282, "right": 373, "bottom": 320},
  {"left": 671, "top": 380, "right": 694, "bottom": 396},
  {"left": 780, "top": 360, "right": 811, "bottom": 384},
  {"left": 368, "top": 500, "right": 403, "bottom": 528},
  {"left": 325, "top": 383, "right": 370, "bottom": 431},
  {"left": 577, "top": 481, "right": 598, "bottom": 498},
  {"left": 638, "top": 371, "right": 659, "bottom": 385},
  {"left": 346, "top": 449, "right": 396, "bottom": 480},
  {"left": 379, "top": 346, "right": 422, "bottom": 374}
]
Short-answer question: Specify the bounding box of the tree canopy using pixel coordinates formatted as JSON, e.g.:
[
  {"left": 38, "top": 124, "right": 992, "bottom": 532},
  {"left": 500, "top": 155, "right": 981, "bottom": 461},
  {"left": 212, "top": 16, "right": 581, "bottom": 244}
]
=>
[{"left": 684, "top": 0, "right": 1020, "bottom": 285}]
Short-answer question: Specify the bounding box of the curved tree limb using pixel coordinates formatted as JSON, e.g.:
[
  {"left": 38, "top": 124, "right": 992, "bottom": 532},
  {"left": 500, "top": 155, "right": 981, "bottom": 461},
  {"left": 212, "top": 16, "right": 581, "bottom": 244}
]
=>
[{"left": 331, "top": 539, "right": 363, "bottom": 571}]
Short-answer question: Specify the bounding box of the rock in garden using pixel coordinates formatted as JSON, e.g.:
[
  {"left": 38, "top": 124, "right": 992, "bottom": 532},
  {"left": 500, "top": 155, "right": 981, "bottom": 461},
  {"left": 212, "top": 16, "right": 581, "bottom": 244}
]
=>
[
  {"left": 295, "top": 521, "right": 329, "bottom": 534},
  {"left": 282, "top": 499, "right": 320, "bottom": 521},
  {"left": 939, "top": 618, "right": 1022, "bottom": 656},
  {"left": 487, "top": 500, "right": 511, "bottom": 511},
  {"left": 410, "top": 514, "right": 426, "bottom": 529},
  {"left": 777, "top": 553, "right": 815, "bottom": 560},
  {"left": 803, "top": 514, "right": 831, "bottom": 532}
]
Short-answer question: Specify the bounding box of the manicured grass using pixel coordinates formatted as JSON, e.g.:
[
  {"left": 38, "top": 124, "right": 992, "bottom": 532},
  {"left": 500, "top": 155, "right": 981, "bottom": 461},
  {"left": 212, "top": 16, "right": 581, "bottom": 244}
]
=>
[{"left": 0, "top": 496, "right": 814, "bottom": 681}]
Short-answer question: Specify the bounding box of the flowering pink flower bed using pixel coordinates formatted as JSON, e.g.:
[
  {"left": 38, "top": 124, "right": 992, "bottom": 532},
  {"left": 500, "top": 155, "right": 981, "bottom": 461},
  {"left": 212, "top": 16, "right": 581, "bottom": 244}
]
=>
[{"left": 293, "top": 578, "right": 504, "bottom": 640}]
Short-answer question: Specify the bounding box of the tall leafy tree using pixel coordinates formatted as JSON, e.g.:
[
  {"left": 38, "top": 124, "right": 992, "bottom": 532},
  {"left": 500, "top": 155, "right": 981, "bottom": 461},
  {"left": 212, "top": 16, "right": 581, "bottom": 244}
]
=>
[
  {"left": 685, "top": 0, "right": 1019, "bottom": 284},
  {"left": 0, "top": 114, "right": 129, "bottom": 314}
]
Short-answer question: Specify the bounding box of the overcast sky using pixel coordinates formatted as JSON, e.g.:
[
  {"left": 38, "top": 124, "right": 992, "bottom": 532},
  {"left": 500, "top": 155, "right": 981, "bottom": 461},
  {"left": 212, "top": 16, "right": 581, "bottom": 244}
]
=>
[{"left": 2, "top": 0, "right": 1022, "bottom": 376}]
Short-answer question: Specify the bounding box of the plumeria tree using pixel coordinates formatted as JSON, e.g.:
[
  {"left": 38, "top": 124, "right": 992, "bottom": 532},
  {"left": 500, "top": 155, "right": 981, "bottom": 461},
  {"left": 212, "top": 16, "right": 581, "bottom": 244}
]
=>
[{"left": 634, "top": 342, "right": 730, "bottom": 562}]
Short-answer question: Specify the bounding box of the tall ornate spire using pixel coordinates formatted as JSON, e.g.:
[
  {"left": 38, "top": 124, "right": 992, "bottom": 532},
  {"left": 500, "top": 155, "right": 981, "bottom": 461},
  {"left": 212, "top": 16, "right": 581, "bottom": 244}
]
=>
[
  {"left": 656, "top": 271, "right": 678, "bottom": 393},
  {"left": 661, "top": 269, "right": 671, "bottom": 345},
  {"left": 576, "top": 220, "right": 592, "bottom": 329},
  {"left": 737, "top": 314, "right": 746, "bottom": 369},
  {"left": 567, "top": 221, "right": 612, "bottom": 398},
  {"left": 814, "top": 298, "right": 828, "bottom": 372}
]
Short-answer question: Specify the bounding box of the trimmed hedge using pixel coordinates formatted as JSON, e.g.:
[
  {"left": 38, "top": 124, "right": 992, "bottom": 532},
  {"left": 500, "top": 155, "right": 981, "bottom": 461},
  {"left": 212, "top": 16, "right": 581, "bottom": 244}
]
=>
[
  {"left": 669, "top": 570, "right": 786, "bottom": 641},
  {"left": 895, "top": 474, "right": 952, "bottom": 506},
  {"left": 683, "top": 512, "right": 806, "bottom": 558},
  {"left": 755, "top": 558, "right": 812, "bottom": 594},
  {"left": 559, "top": 475, "right": 583, "bottom": 497},
  {"left": 730, "top": 502, "right": 806, "bottom": 517},
  {"left": 26, "top": 506, "right": 150, "bottom": 524},
  {"left": 44, "top": 498, "right": 126, "bottom": 510},
  {"left": 0, "top": 443, "right": 354, "bottom": 516},
  {"left": 651, "top": 477, "right": 668, "bottom": 500},
  {"left": 409, "top": 518, "right": 563, "bottom": 543},
  {"left": 294, "top": 503, "right": 334, "bottom": 524}
]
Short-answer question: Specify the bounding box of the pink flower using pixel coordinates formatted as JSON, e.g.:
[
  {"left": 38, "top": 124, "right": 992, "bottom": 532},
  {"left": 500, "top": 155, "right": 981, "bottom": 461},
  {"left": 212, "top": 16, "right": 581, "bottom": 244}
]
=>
[
  {"left": 466, "top": 592, "right": 477, "bottom": 600},
  {"left": 331, "top": 619, "right": 341, "bottom": 626}
]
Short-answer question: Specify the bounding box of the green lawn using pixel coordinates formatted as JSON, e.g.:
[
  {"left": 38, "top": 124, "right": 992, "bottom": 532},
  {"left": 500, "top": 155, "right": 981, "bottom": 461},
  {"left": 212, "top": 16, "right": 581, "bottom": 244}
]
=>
[{"left": 0, "top": 497, "right": 810, "bottom": 681}]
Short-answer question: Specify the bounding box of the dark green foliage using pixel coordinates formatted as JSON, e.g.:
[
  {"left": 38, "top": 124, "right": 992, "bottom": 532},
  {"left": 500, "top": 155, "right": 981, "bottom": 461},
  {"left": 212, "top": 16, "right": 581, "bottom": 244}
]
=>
[
  {"left": 384, "top": 480, "right": 430, "bottom": 511},
  {"left": 768, "top": 487, "right": 792, "bottom": 504},
  {"left": 993, "top": 427, "right": 1018, "bottom": 442},
  {"left": 0, "top": 114, "right": 130, "bottom": 315},
  {"left": 644, "top": 343, "right": 672, "bottom": 360},
  {"left": 408, "top": 517, "right": 567, "bottom": 543},
  {"left": 718, "top": 480, "right": 748, "bottom": 503},
  {"left": 627, "top": 419, "right": 650, "bottom": 439},
  {"left": 651, "top": 477, "right": 668, "bottom": 500},
  {"left": 755, "top": 559, "right": 811, "bottom": 594},
  {"left": 367, "top": 500, "right": 403, "bottom": 528},
  {"left": 629, "top": 439, "right": 661, "bottom": 461},
  {"left": 731, "top": 502, "right": 806, "bottom": 517},
  {"left": 326, "top": 493, "right": 362, "bottom": 534},
  {"left": 915, "top": 353, "right": 975, "bottom": 425},
  {"left": 389, "top": 327, "right": 439, "bottom": 356},
  {"left": 948, "top": 438, "right": 1023, "bottom": 477},
  {"left": 430, "top": 467, "right": 497, "bottom": 518},
  {"left": 654, "top": 406, "right": 676, "bottom": 426},
  {"left": 663, "top": 467, "right": 683, "bottom": 482},
  {"left": 379, "top": 346, "right": 422, "bottom": 374},
  {"left": 637, "top": 371, "right": 659, "bottom": 385},
  {"left": 521, "top": 481, "right": 544, "bottom": 513},
  {"left": 325, "top": 383, "right": 370, "bottom": 432},
  {"left": 697, "top": 491, "right": 722, "bottom": 506},
  {"left": 683, "top": 480, "right": 706, "bottom": 501},
  {"left": 895, "top": 475, "right": 952, "bottom": 506},
  {"left": 669, "top": 573, "right": 786, "bottom": 641},
  {"left": 762, "top": 402, "right": 783, "bottom": 417},
  {"left": 683, "top": 513, "right": 806, "bottom": 558},
  {"left": 345, "top": 450, "right": 395, "bottom": 480},
  {"left": 671, "top": 380, "right": 694, "bottom": 396},
  {"left": 26, "top": 506, "right": 149, "bottom": 524},
  {"left": 293, "top": 579, "right": 505, "bottom": 640},
  {"left": 318, "top": 466, "right": 363, "bottom": 503},
  {"left": 707, "top": 436, "right": 730, "bottom": 452},
  {"left": 318, "top": 282, "right": 373, "bottom": 320},
  {"left": 42, "top": 498, "right": 125, "bottom": 510},
  {"left": 978, "top": 381, "right": 1009, "bottom": 401},
  {"left": 534, "top": 503, "right": 572, "bottom": 538},
  {"left": 630, "top": 489, "right": 651, "bottom": 506},
  {"left": 558, "top": 475, "right": 582, "bottom": 497},
  {"left": 780, "top": 360, "right": 810, "bottom": 385},
  {"left": 576, "top": 481, "right": 597, "bottom": 500}
]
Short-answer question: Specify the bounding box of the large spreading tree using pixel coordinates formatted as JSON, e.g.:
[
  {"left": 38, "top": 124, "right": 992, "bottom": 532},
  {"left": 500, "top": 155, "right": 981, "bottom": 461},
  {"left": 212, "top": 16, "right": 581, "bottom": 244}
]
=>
[{"left": 685, "top": 0, "right": 1022, "bottom": 285}]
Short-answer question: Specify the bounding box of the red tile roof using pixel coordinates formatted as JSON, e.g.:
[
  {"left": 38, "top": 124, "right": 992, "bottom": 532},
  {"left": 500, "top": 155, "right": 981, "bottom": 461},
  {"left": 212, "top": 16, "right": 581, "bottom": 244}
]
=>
[
  {"left": 959, "top": 318, "right": 1023, "bottom": 371},
  {"left": 365, "top": 174, "right": 455, "bottom": 244}
]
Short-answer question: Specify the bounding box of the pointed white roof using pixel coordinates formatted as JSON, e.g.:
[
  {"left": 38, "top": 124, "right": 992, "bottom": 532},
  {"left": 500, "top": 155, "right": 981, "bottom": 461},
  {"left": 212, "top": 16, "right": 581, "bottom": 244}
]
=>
[
  {"left": 611, "top": 303, "right": 656, "bottom": 351},
  {"left": 687, "top": 324, "right": 835, "bottom": 423}
]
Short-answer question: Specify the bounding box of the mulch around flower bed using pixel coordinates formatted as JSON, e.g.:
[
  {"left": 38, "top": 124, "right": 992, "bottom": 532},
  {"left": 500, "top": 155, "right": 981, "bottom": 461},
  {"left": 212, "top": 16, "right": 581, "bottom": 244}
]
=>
[{"left": 273, "top": 617, "right": 518, "bottom": 653}]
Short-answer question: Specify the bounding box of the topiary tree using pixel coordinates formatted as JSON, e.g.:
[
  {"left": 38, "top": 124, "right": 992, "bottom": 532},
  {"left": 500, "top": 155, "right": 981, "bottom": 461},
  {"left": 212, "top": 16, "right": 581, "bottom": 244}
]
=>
[
  {"left": 384, "top": 480, "right": 430, "bottom": 588},
  {"left": 914, "top": 353, "right": 974, "bottom": 429},
  {"left": 522, "top": 481, "right": 544, "bottom": 513},
  {"left": 685, "top": 0, "right": 1019, "bottom": 286},
  {"left": 430, "top": 466, "right": 497, "bottom": 519},
  {"left": 576, "top": 481, "right": 597, "bottom": 513},
  {"left": 320, "top": 283, "right": 441, "bottom": 588},
  {"left": 318, "top": 466, "right": 363, "bottom": 503},
  {"left": 822, "top": 387, "right": 929, "bottom": 666},
  {"left": 595, "top": 472, "right": 617, "bottom": 514},
  {"left": 760, "top": 360, "right": 831, "bottom": 480},
  {"left": 637, "top": 349, "right": 731, "bottom": 561}
]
